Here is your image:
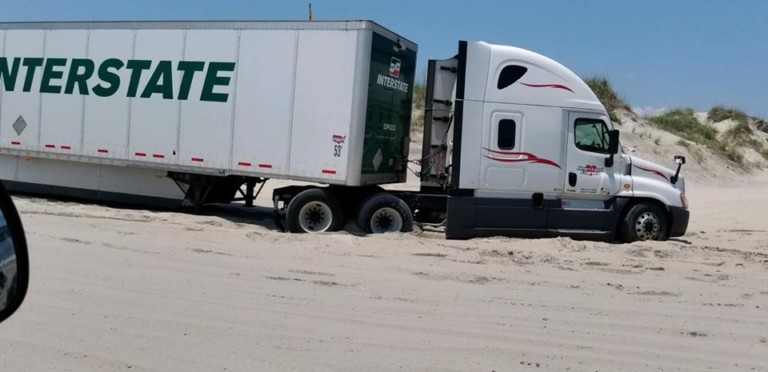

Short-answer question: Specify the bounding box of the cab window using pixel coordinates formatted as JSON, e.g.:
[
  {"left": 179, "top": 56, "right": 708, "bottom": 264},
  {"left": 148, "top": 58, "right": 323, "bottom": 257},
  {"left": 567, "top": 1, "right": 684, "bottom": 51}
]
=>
[
  {"left": 574, "top": 118, "right": 610, "bottom": 153},
  {"left": 497, "top": 119, "right": 516, "bottom": 150}
]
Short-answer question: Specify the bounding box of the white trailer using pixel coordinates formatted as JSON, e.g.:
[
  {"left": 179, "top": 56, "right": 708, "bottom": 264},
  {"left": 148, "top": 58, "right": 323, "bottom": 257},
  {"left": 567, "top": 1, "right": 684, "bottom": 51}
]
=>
[{"left": 0, "top": 20, "right": 689, "bottom": 242}]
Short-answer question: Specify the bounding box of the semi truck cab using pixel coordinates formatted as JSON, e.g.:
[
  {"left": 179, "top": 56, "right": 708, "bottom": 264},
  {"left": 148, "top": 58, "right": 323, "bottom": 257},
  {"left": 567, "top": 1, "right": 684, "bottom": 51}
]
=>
[{"left": 422, "top": 41, "right": 689, "bottom": 241}]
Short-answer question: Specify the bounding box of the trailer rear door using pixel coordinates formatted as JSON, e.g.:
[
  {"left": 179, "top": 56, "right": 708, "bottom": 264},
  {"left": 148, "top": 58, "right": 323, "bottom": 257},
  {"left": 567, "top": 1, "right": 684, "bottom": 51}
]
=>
[{"left": 360, "top": 32, "right": 416, "bottom": 184}]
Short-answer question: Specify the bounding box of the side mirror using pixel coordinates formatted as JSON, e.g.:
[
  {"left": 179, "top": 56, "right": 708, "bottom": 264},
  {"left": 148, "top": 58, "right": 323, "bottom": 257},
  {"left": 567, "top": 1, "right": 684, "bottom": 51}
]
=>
[
  {"left": 671, "top": 155, "right": 686, "bottom": 184},
  {"left": 605, "top": 129, "right": 620, "bottom": 167},
  {"left": 608, "top": 129, "right": 620, "bottom": 155},
  {"left": 0, "top": 181, "right": 29, "bottom": 324}
]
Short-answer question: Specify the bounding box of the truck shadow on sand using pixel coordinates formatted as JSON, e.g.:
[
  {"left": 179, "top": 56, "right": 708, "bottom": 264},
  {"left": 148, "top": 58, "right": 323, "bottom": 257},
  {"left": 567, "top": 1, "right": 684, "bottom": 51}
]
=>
[{"left": 12, "top": 192, "right": 281, "bottom": 230}]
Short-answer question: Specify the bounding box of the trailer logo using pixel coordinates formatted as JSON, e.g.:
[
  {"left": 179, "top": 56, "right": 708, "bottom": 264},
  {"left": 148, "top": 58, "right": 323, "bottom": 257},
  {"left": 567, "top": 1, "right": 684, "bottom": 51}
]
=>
[
  {"left": 577, "top": 164, "right": 604, "bottom": 176},
  {"left": 0, "top": 57, "right": 236, "bottom": 103},
  {"left": 376, "top": 57, "right": 409, "bottom": 93},
  {"left": 389, "top": 57, "right": 401, "bottom": 78}
]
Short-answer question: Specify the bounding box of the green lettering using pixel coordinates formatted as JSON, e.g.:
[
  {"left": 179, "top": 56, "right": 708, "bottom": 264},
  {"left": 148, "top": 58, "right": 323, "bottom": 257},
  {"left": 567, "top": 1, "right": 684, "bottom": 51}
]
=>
[
  {"left": 125, "top": 60, "right": 152, "bottom": 98},
  {"left": 92, "top": 58, "right": 125, "bottom": 97},
  {"left": 176, "top": 61, "right": 205, "bottom": 100},
  {"left": 64, "top": 59, "right": 95, "bottom": 95},
  {"left": 0, "top": 57, "right": 21, "bottom": 91},
  {"left": 140, "top": 60, "right": 173, "bottom": 99},
  {"left": 200, "top": 62, "right": 235, "bottom": 103},
  {"left": 22, "top": 58, "right": 44, "bottom": 92},
  {"left": 40, "top": 58, "right": 67, "bottom": 94}
]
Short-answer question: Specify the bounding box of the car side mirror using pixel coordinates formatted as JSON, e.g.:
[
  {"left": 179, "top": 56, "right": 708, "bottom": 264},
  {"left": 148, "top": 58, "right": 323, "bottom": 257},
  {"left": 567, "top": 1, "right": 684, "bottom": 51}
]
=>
[
  {"left": 608, "top": 129, "right": 620, "bottom": 155},
  {"left": 0, "top": 181, "right": 29, "bottom": 324}
]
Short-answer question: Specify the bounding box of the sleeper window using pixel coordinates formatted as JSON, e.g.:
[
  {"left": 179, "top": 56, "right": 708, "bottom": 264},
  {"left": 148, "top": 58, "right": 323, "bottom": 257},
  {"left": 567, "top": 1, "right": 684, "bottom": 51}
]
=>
[
  {"left": 574, "top": 118, "right": 610, "bottom": 153},
  {"left": 498, "top": 119, "right": 516, "bottom": 150}
]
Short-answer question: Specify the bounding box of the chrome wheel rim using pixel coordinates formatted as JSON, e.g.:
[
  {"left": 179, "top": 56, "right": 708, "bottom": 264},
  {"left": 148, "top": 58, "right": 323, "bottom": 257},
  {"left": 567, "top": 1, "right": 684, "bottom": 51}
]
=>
[
  {"left": 635, "top": 212, "right": 660, "bottom": 241},
  {"left": 298, "top": 201, "right": 333, "bottom": 232},
  {"left": 370, "top": 207, "right": 403, "bottom": 233}
]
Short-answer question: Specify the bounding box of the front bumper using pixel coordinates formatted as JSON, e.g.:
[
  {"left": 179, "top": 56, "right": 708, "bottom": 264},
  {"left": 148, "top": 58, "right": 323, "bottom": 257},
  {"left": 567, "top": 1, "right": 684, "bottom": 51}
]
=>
[{"left": 668, "top": 206, "right": 690, "bottom": 237}]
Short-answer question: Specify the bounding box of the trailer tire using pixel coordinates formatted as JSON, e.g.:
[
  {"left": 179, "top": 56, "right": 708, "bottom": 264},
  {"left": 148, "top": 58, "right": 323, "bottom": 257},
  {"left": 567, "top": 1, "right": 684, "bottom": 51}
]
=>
[
  {"left": 619, "top": 203, "right": 668, "bottom": 242},
  {"left": 357, "top": 193, "right": 413, "bottom": 234},
  {"left": 285, "top": 189, "right": 345, "bottom": 233}
]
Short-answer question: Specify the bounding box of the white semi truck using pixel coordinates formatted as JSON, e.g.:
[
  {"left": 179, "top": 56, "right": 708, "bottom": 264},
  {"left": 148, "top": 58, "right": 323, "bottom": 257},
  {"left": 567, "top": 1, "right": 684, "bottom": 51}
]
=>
[{"left": 0, "top": 20, "right": 689, "bottom": 242}]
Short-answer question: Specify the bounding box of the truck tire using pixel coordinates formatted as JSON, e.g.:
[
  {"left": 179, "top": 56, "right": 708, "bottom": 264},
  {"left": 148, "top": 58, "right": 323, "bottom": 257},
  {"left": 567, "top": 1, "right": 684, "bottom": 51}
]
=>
[
  {"left": 285, "top": 189, "right": 345, "bottom": 233},
  {"left": 619, "top": 203, "right": 668, "bottom": 242},
  {"left": 357, "top": 193, "right": 413, "bottom": 233}
]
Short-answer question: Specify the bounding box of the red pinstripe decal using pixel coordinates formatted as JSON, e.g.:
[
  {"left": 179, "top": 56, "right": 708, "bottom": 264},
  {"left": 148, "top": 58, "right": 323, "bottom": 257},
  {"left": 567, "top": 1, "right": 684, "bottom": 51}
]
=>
[
  {"left": 482, "top": 148, "right": 562, "bottom": 169},
  {"left": 520, "top": 83, "right": 574, "bottom": 93},
  {"left": 153, "top": 154, "right": 165, "bottom": 159},
  {"left": 634, "top": 165, "right": 669, "bottom": 182},
  {"left": 322, "top": 169, "right": 337, "bottom": 175}
]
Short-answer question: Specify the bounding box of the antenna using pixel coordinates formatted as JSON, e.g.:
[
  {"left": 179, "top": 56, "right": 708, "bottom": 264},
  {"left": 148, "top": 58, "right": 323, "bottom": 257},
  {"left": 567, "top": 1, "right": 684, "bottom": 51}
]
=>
[{"left": 308, "top": 3, "right": 313, "bottom": 21}]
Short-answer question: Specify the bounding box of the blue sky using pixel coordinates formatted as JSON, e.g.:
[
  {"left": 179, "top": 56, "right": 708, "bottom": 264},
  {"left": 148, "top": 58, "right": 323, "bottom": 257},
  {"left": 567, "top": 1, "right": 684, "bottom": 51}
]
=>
[{"left": 2, "top": 0, "right": 767, "bottom": 118}]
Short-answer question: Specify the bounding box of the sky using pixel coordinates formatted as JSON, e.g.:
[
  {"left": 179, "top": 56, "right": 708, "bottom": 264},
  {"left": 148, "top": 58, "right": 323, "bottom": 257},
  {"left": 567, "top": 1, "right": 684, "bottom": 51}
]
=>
[{"left": 2, "top": 0, "right": 767, "bottom": 118}]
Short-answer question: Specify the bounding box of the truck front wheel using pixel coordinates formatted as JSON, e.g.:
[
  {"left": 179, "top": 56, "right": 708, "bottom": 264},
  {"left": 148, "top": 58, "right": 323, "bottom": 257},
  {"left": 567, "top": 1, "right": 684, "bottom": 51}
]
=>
[
  {"left": 285, "top": 189, "right": 345, "bottom": 233},
  {"left": 357, "top": 193, "right": 413, "bottom": 233},
  {"left": 620, "top": 203, "right": 668, "bottom": 242}
]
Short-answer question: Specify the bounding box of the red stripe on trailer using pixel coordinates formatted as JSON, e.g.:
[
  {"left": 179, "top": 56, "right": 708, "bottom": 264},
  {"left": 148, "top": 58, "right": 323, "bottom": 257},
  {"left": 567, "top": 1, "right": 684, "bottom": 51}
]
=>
[
  {"left": 97, "top": 149, "right": 109, "bottom": 153},
  {"left": 11, "top": 141, "right": 20, "bottom": 145},
  {"left": 258, "top": 163, "right": 272, "bottom": 169},
  {"left": 238, "top": 162, "right": 251, "bottom": 167},
  {"left": 61, "top": 145, "right": 71, "bottom": 150},
  {"left": 135, "top": 152, "right": 147, "bottom": 157},
  {"left": 153, "top": 154, "right": 165, "bottom": 159},
  {"left": 322, "top": 169, "right": 337, "bottom": 175},
  {"left": 45, "top": 144, "right": 55, "bottom": 148},
  {"left": 191, "top": 157, "right": 204, "bottom": 162}
]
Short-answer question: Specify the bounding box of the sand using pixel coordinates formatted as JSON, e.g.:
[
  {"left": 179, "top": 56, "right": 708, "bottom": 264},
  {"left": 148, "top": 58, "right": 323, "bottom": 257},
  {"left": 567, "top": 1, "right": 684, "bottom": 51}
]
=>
[{"left": 0, "top": 167, "right": 766, "bottom": 371}]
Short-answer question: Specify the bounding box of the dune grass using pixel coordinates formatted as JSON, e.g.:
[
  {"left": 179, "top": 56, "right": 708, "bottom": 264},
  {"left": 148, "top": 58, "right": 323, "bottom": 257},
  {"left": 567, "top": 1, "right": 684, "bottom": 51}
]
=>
[
  {"left": 411, "top": 82, "right": 427, "bottom": 128},
  {"left": 650, "top": 108, "right": 718, "bottom": 144},
  {"left": 584, "top": 76, "right": 630, "bottom": 124},
  {"left": 650, "top": 108, "right": 750, "bottom": 166},
  {"left": 707, "top": 106, "right": 749, "bottom": 125}
]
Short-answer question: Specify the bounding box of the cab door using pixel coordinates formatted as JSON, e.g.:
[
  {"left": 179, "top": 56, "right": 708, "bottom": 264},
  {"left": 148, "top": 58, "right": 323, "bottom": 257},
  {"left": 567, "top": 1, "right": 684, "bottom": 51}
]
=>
[{"left": 563, "top": 112, "right": 621, "bottom": 197}]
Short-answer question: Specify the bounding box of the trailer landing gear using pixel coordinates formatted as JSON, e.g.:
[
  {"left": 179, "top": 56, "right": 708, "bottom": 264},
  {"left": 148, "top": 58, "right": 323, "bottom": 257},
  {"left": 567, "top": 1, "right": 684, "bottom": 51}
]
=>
[{"left": 168, "top": 172, "right": 267, "bottom": 212}]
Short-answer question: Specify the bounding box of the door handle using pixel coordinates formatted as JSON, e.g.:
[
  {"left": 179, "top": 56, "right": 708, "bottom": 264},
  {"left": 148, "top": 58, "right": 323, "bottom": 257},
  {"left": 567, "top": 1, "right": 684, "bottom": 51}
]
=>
[{"left": 568, "top": 172, "right": 577, "bottom": 187}]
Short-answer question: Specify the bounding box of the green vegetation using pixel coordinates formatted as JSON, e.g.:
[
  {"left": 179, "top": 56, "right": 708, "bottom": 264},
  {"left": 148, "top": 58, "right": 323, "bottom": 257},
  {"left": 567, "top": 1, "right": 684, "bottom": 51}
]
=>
[
  {"left": 707, "top": 106, "right": 748, "bottom": 125},
  {"left": 707, "top": 106, "right": 768, "bottom": 161},
  {"left": 652, "top": 107, "right": 768, "bottom": 166},
  {"left": 676, "top": 139, "right": 704, "bottom": 163},
  {"left": 650, "top": 108, "right": 744, "bottom": 166},
  {"left": 755, "top": 118, "right": 768, "bottom": 133},
  {"left": 584, "top": 76, "right": 630, "bottom": 124},
  {"left": 411, "top": 82, "right": 427, "bottom": 128},
  {"left": 649, "top": 108, "right": 718, "bottom": 144}
]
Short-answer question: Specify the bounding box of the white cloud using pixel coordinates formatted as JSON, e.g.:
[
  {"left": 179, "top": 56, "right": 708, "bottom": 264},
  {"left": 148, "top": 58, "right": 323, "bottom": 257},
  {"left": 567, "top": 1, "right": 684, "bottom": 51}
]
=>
[{"left": 632, "top": 106, "right": 670, "bottom": 118}]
